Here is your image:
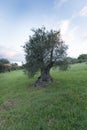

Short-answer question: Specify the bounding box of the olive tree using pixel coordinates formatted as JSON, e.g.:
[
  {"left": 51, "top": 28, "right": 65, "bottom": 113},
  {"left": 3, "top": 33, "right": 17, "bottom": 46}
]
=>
[{"left": 24, "top": 27, "right": 68, "bottom": 86}]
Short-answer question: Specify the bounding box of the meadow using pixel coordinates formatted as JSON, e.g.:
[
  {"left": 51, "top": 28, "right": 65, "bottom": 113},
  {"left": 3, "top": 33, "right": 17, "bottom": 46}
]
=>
[{"left": 0, "top": 63, "right": 87, "bottom": 130}]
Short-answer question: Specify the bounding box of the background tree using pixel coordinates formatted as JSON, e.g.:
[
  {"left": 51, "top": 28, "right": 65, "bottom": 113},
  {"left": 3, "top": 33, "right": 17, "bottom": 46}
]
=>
[
  {"left": 0, "top": 58, "right": 10, "bottom": 72},
  {"left": 24, "top": 27, "right": 68, "bottom": 86},
  {"left": 78, "top": 54, "right": 87, "bottom": 63},
  {"left": 67, "top": 57, "right": 78, "bottom": 64},
  {"left": 11, "top": 63, "right": 18, "bottom": 70},
  {"left": 0, "top": 58, "right": 10, "bottom": 64}
]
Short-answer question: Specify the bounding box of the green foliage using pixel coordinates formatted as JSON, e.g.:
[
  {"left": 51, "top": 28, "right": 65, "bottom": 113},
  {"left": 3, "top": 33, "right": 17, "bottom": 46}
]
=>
[
  {"left": 0, "top": 63, "right": 4, "bottom": 72},
  {"left": 78, "top": 54, "right": 87, "bottom": 62},
  {"left": 67, "top": 57, "right": 79, "bottom": 64},
  {"left": 11, "top": 63, "right": 19, "bottom": 70},
  {"left": 0, "top": 58, "right": 10, "bottom": 64},
  {"left": 0, "top": 58, "right": 10, "bottom": 73},
  {"left": 0, "top": 63, "right": 87, "bottom": 129},
  {"left": 24, "top": 27, "right": 68, "bottom": 77},
  {"left": 0, "top": 59, "right": 20, "bottom": 72}
]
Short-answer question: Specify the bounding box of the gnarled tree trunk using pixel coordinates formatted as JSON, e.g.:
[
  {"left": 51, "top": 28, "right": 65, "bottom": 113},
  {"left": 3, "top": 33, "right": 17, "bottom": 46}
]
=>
[
  {"left": 33, "top": 67, "right": 52, "bottom": 87},
  {"left": 33, "top": 62, "right": 54, "bottom": 87}
]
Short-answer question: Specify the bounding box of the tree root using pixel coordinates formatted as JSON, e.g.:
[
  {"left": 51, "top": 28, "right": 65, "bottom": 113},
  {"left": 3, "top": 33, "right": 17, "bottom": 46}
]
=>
[{"left": 32, "top": 76, "right": 53, "bottom": 87}]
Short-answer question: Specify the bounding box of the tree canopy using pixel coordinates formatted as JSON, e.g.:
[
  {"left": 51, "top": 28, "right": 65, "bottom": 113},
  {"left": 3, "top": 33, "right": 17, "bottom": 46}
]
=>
[
  {"left": 78, "top": 54, "right": 87, "bottom": 62},
  {"left": 0, "top": 58, "right": 10, "bottom": 64},
  {"left": 24, "top": 27, "right": 68, "bottom": 86},
  {"left": 0, "top": 58, "right": 10, "bottom": 72}
]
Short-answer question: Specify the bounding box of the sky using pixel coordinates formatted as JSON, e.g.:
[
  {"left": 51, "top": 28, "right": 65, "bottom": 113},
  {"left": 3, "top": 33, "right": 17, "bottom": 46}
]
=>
[{"left": 0, "top": 0, "right": 87, "bottom": 64}]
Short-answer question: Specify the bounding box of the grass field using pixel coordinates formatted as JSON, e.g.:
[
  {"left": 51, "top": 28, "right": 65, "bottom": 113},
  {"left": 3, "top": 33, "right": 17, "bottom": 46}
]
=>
[{"left": 0, "top": 63, "right": 87, "bottom": 130}]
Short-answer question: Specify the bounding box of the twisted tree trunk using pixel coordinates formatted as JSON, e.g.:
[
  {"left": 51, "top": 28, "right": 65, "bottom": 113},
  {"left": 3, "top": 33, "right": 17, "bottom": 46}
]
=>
[{"left": 33, "top": 64, "right": 53, "bottom": 87}]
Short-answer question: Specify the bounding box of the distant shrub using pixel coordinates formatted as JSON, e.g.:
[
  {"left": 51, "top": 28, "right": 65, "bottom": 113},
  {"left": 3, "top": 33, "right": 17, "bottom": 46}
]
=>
[{"left": 78, "top": 54, "right": 87, "bottom": 63}]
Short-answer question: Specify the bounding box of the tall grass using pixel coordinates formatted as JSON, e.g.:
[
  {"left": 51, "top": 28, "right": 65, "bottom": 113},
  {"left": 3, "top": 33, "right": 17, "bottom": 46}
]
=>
[{"left": 0, "top": 63, "right": 87, "bottom": 130}]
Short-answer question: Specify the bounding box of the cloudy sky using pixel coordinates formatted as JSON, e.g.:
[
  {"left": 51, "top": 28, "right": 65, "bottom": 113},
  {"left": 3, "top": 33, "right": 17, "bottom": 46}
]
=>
[{"left": 0, "top": 0, "right": 87, "bottom": 64}]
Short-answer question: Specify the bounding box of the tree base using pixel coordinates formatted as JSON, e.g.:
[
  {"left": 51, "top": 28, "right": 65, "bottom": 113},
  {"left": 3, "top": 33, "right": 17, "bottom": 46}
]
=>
[{"left": 32, "top": 75, "right": 53, "bottom": 87}]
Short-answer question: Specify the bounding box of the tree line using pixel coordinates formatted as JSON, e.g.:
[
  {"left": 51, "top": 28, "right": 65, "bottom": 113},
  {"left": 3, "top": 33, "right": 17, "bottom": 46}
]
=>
[
  {"left": 67, "top": 54, "right": 87, "bottom": 64},
  {"left": 0, "top": 59, "right": 21, "bottom": 73}
]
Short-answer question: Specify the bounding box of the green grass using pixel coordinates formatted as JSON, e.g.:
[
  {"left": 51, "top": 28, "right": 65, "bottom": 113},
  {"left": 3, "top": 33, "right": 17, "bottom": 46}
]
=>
[{"left": 0, "top": 63, "right": 87, "bottom": 130}]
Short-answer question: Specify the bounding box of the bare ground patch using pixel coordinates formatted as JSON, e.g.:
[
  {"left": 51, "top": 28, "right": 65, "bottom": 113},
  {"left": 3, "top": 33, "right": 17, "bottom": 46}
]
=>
[
  {"left": 0, "top": 96, "right": 22, "bottom": 112},
  {"left": 0, "top": 97, "right": 21, "bottom": 127}
]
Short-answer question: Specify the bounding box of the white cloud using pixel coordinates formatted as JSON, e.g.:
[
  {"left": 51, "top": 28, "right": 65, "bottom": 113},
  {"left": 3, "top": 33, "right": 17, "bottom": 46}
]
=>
[
  {"left": 54, "top": 0, "right": 68, "bottom": 9},
  {"left": 59, "top": 19, "right": 83, "bottom": 57},
  {"left": 59, "top": 19, "right": 70, "bottom": 35},
  {"left": 0, "top": 49, "right": 16, "bottom": 59},
  {"left": 0, "top": 46, "right": 24, "bottom": 61},
  {"left": 80, "top": 6, "right": 87, "bottom": 16},
  {"left": 0, "top": 0, "right": 87, "bottom": 61},
  {"left": 62, "top": 25, "right": 87, "bottom": 57}
]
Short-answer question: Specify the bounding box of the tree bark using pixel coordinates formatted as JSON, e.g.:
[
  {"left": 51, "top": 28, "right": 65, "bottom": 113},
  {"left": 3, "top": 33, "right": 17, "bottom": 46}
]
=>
[
  {"left": 33, "top": 62, "right": 54, "bottom": 87},
  {"left": 33, "top": 67, "right": 52, "bottom": 87}
]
